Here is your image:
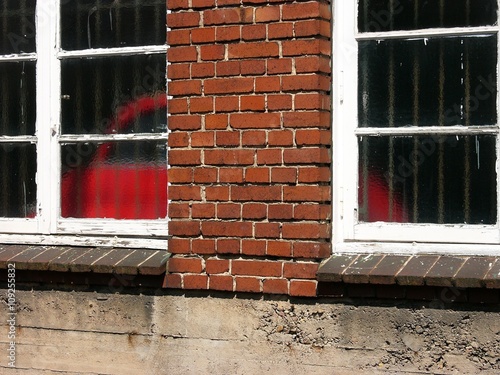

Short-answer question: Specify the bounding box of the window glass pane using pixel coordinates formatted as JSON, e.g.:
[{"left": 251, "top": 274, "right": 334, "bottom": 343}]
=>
[
  {"left": 358, "top": 0, "right": 498, "bottom": 32},
  {"left": 0, "top": 143, "right": 36, "bottom": 218},
  {"left": 61, "top": 54, "right": 166, "bottom": 134},
  {"left": 61, "top": 0, "right": 166, "bottom": 50},
  {"left": 0, "top": 0, "right": 36, "bottom": 54},
  {"left": 358, "top": 35, "right": 497, "bottom": 128},
  {"left": 61, "top": 141, "right": 167, "bottom": 219},
  {"left": 0, "top": 62, "right": 36, "bottom": 136},
  {"left": 358, "top": 135, "right": 497, "bottom": 224}
]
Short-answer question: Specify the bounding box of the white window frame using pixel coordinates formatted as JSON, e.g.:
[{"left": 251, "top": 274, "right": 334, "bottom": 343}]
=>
[
  {"left": 333, "top": 0, "right": 500, "bottom": 256},
  {"left": 0, "top": 1, "right": 168, "bottom": 249}
]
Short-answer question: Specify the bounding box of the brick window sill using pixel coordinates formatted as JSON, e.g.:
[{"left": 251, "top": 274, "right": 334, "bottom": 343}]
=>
[
  {"left": 0, "top": 245, "right": 169, "bottom": 287},
  {"left": 317, "top": 254, "right": 500, "bottom": 302}
]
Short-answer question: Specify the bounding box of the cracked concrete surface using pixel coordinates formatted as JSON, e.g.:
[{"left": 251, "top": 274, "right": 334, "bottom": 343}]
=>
[{"left": 1, "top": 289, "right": 499, "bottom": 374}]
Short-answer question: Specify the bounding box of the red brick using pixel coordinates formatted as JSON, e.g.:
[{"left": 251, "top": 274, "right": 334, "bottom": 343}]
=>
[
  {"left": 242, "top": 130, "right": 267, "bottom": 146},
  {"left": 168, "top": 12, "right": 201, "bottom": 28},
  {"left": 164, "top": 273, "right": 182, "bottom": 288},
  {"left": 268, "top": 204, "right": 294, "bottom": 220},
  {"left": 168, "top": 238, "right": 191, "bottom": 254},
  {"left": 282, "top": 223, "right": 330, "bottom": 239},
  {"left": 191, "top": 131, "right": 215, "bottom": 147},
  {"left": 190, "top": 98, "right": 214, "bottom": 114},
  {"left": 289, "top": 280, "right": 317, "bottom": 297},
  {"left": 295, "top": 19, "right": 331, "bottom": 38},
  {"left": 168, "top": 99, "right": 189, "bottom": 115},
  {"left": 192, "top": 203, "right": 216, "bottom": 218},
  {"left": 268, "top": 130, "right": 293, "bottom": 146},
  {"left": 205, "top": 149, "right": 255, "bottom": 165},
  {"left": 209, "top": 275, "right": 234, "bottom": 291},
  {"left": 268, "top": 23, "right": 294, "bottom": 39},
  {"left": 169, "top": 203, "right": 190, "bottom": 218},
  {"left": 200, "top": 44, "right": 225, "bottom": 61},
  {"left": 192, "top": 27, "right": 216, "bottom": 43},
  {"left": 228, "top": 42, "right": 279, "bottom": 59},
  {"left": 242, "top": 203, "right": 267, "bottom": 219},
  {"left": 283, "top": 148, "right": 330, "bottom": 164},
  {"left": 183, "top": 274, "right": 209, "bottom": 289},
  {"left": 193, "top": 167, "right": 217, "bottom": 183},
  {"left": 192, "top": 239, "right": 216, "bottom": 254},
  {"left": 169, "top": 115, "right": 202, "bottom": 131},
  {"left": 282, "top": 2, "right": 328, "bottom": 21},
  {"left": 169, "top": 46, "right": 198, "bottom": 62},
  {"left": 241, "top": 239, "right": 266, "bottom": 256},
  {"left": 245, "top": 167, "right": 270, "bottom": 183},
  {"left": 168, "top": 132, "right": 189, "bottom": 148},
  {"left": 271, "top": 167, "right": 296, "bottom": 183},
  {"left": 217, "top": 238, "right": 241, "bottom": 254},
  {"left": 169, "top": 149, "right": 201, "bottom": 165},
  {"left": 216, "top": 61, "right": 241, "bottom": 76},
  {"left": 255, "top": 76, "right": 281, "bottom": 92},
  {"left": 255, "top": 222, "right": 280, "bottom": 238},
  {"left": 217, "top": 203, "right": 241, "bottom": 219},
  {"left": 205, "top": 78, "right": 254, "bottom": 94},
  {"left": 206, "top": 186, "right": 230, "bottom": 201},
  {"left": 206, "top": 114, "right": 229, "bottom": 129},
  {"left": 242, "top": 24, "right": 266, "bottom": 40},
  {"left": 298, "top": 167, "right": 331, "bottom": 183},
  {"left": 263, "top": 278, "right": 289, "bottom": 295},
  {"left": 267, "top": 59, "right": 293, "bottom": 75},
  {"left": 284, "top": 262, "right": 319, "bottom": 279},
  {"left": 295, "top": 93, "right": 330, "bottom": 110},
  {"left": 232, "top": 260, "right": 282, "bottom": 277},
  {"left": 241, "top": 60, "right": 266, "bottom": 75},
  {"left": 204, "top": 8, "right": 252, "bottom": 26},
  {"left": 206, "top": 258, "right": 230, "bottom": 274},
  {"left": 295, "top": 129, "right": 331, "bottom": 145},
  {"left": 168, "top": 257, "right": 204, "bottom": 273},
  {"left": 168, "top": 168, "right": 193, "bottom": 183},
  {"left": 216, "top": 131, "right": 240, "bottom": 147},
  {"left": 293, "top": 242, "right": 331, "bottom": 259},
  {"left": 235, "top": 277, "right": 262, "bottom": 293},
  {"left": 256, "top": 149, "right": 282, "bottom": 165},
  {"left": 294, "top": 204, "right": 331, "bottom": 220},
  {"left": 255, "top": 6, "right": 280, "bottom": 22},
  {"left": 283, "top": 111, "right": 331, "bottom": 128},
  {"left": 283, "top": 186, "right": 331, "bottom": 202},
  {"left": 282, "top": 75, "right": 330, "bottom": 92},
  {"left": 216, "top": 26, "right": 241, "bottom": 41},
  {"left": 191, "top": 62, "right": 215, "bottom": 78},
  {"left": 241, "top": 95, "right": 266, "bottom": 111},
  {"left": 193, "top": 0, "right": 216, "bottom": 9},
  {"left": 169, "top": 80, "right": 202, "bottom": 96},
  {"left": 296, "top": 56, "right": 331, "bottom": 74},
  {"left": 168, "top": 29, "right": 191, "bottom": 45},
  {"left": 169, "top": 220, "right": 201, "bottom": 236},
  {"left": 232, "top": 186, "right": 281, "bottom": 201},
  {"left": 168, "top": 0, "right": 189, "bottom": 10},
  {"left": 202, "top": 221, "right": 253, "bottom": 237},
  {"left": 215, "top": 96, "right": 240, "bottom": 112},
  {"left": 168, "top": 185, "right": 201, "bottom": 200},
  {"left": 230, "top": 113, "right": 281, "bottom": 129},
  {"left": 219, "top": 168, "right": 244, "bottom": 183},
  {"left": 168, "top": 64, "right": 190, "bottom": 79},
  {"left": 267, "top": 241, "right": 292, "bottom": 257}
]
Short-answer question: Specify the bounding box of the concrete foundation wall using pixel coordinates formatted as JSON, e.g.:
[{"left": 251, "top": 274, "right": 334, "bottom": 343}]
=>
[{"left": 1, "top": 289, "right": 499, "bottom": 374}]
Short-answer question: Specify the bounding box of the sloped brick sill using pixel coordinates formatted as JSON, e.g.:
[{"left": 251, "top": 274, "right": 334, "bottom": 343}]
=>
[
  {"left": 318, "top": 254, "right": 500, "bottom": 289},
  {"left": 0, "top": 245, "right": 169, "bottom": 287}
]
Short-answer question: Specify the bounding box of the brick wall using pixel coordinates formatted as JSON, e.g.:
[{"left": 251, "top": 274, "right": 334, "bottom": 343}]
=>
[{"left": 166, "top": 0, "right": 332, "bottom": 297}]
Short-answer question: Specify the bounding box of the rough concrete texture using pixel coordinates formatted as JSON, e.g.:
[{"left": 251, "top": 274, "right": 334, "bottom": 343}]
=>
[{"left": 1, "top": 288, "right": 499, "bottom": 374}]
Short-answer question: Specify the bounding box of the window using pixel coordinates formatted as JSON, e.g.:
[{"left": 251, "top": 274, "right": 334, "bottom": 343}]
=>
[
  {"left": 334, "top": 0, "right": 500, "bottom": 252},
  {"left": 0, "top": 1, "right": 167, "bottom": 248}
]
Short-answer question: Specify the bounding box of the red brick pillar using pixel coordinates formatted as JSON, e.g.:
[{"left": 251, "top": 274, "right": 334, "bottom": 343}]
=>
[{"left": 166, "top": 0, "right": 331, "bottom": 297}]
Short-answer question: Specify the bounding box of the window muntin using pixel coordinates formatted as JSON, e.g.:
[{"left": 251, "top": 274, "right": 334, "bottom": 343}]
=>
[{"left": 0, "top": 0, "right": 167, "bottom": 245}]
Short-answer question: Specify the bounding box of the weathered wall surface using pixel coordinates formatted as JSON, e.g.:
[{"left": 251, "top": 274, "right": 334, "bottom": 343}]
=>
[{"left": 1, "top": 289, "right": 499, "bottom": 374}]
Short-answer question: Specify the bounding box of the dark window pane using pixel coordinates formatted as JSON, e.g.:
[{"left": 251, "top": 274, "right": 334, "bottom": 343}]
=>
[
  {"left": 0, "top": 143, "right": 36, "bottom": 217},
  {"left": 61, "top": 54, "right": 166, "bottom": 134},
  {"left": 61, "top": 141, "right": 167, "bottom": 219},
  {"left": 358, "top": 36, "right": 497, "bottom": 128},
  {"left": 358, "top": 135, "right": 496, "bottom": 224},
  {"left": 61, "top": 0, "right": 166, "bottom": 50},
  {"left": 359, "top": 0, "right": 498, "bottom": 32},
  {"left": 0, "top": 0, "right": 36, "bottom": 54},
  {"left": 0, "top": 62, "right": 36, "bottom": 136}
]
